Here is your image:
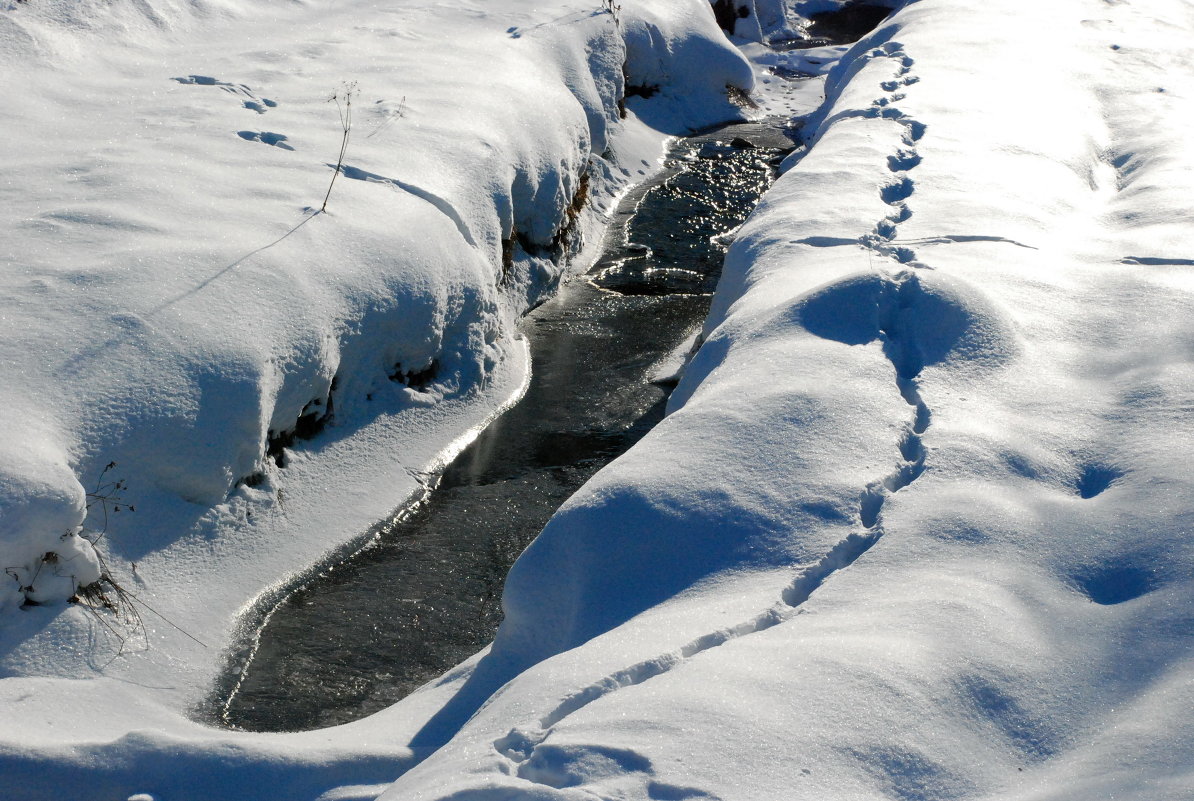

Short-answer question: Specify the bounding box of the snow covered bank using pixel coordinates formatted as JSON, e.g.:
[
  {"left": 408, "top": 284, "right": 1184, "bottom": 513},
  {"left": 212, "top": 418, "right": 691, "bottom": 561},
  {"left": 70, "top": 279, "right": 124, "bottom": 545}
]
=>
[
  {"left": 379, "top": 0, "right": 1194, "bottom": 798},
  {"left": 0, "top": 0, "right": 750, "bottom": 632},
  {"left": 6, "top": 0, "right": 1193, "bottom": 797},
  {"left": 0, "top": 0, "right": 756, "bottom": 796}
]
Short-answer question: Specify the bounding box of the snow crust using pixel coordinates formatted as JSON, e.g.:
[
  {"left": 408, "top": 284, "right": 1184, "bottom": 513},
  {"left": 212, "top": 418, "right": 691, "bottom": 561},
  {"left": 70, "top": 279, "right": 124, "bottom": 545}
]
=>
[{"left": 4, "top": 0, "right": 1194, "bottom": 799}]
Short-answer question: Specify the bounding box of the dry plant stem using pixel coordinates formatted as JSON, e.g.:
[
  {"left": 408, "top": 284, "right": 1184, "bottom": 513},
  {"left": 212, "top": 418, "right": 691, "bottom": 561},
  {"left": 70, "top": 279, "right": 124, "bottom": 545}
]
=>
[
  {"left": 76, "top": 559, "right": 209, "bottom": 658},
  {"left": 85, "top": 461, "right": 133, "bottom": 545},
  {"left": 75, "top": 561, "right": 148, "bottom": 663},
  {"left": 70, "top": 463, "right": 208, "bottom": 654},
  {"left": 321, "top": 83, "right": 357, "bottom": 213}
]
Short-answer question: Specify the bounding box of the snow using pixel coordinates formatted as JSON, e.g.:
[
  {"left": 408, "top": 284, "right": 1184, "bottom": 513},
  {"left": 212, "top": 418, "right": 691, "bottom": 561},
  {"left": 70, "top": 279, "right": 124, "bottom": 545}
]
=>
[
  {"left": 0, "top": 0, "right": 754, "bottom": 795},
  {"left": 3, "top": 0, "right": 1194, "bottom": 799},
  {"left": 379, "top": 0, "right": 1194, "bottom": 799}
]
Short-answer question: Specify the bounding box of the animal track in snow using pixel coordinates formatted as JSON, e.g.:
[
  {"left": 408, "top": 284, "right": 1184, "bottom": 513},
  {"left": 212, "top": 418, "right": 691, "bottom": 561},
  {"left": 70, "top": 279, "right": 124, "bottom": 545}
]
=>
[
  {"left": 860, "top": 271, "right": 932, "bottom": 532},
  {"left": 854, "top": 41, "right": 931, "bottom": 269},
  {"left": 887, "top": 150, "right": 922, "bottom": 172},
  {"left": 1072, "top": 561, "right": 1156, "bottom": 605},
  {"left": 241, "top": 99, "right": 277, "bottom": 114},
  {"left": 492, "top": 603, "right": 793, "bottom": 791},
  {"left": 1076, "top": 462, "right": 1123, "bottom": 499},
  {"left": 881, "top": 75, "right": 920, "bottom": 91},
  {"left": 237, "top": 131, "right": 294, "bottom": 150},
  {"left": 880, "top": 176, "right": 915, "bottom": 204},
  {"left": 173, "top": 75, "right": 278, "bottom": 113}
]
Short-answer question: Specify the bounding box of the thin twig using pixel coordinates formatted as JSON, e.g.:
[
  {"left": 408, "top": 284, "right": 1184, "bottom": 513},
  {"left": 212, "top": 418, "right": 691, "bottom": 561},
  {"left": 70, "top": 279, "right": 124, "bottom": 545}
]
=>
[
  {"left": 602, "top": 0, "right": 622, "bottom": 27},
  {"left": 84, "top": 461, "right": 134, "bottom": 545},
  {"left": 321, "top": 82, "right": 358, "bottom": 212}
]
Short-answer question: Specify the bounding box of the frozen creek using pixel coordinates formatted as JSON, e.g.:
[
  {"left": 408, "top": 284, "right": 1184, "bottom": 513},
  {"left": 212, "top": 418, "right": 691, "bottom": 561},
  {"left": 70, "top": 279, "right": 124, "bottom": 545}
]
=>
[{"left": 210, "top": 121, "right": 799, "bottom": 731}]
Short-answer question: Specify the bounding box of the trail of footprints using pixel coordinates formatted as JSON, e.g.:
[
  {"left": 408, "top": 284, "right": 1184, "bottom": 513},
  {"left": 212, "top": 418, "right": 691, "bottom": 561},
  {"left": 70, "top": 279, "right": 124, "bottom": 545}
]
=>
[
  {"left": 860, "top": 42, "right": 928, "bottom": 269},
  {"left": 173, "top": 74, "right": 279, "bottom": 113},
  {"left": 173, "top": 74, "right": 292, "bottom": 150},
  {"left": 492, "top": 41, "right": 936, "bottom": 790}
]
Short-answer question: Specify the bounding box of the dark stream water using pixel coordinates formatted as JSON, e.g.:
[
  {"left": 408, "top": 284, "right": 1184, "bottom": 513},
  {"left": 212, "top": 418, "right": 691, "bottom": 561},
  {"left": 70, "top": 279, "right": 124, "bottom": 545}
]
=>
[{"left": 210, "top": 121, "right": 797, "bottom": 732}]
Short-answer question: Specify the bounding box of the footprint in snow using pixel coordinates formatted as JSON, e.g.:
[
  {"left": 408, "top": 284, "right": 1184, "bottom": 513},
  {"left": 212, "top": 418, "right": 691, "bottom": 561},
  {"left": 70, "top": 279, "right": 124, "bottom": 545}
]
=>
[
  {"left": 1073, "top": 562, "right": 1158, "bottom": 605},
  {"left": 880, "top": 176, "right": 915, "bottom": 204},
  {"left": 1076, "top": 462, "right": 1123, "bottom": 499},
  {"left": 242, "top": 98, "right": 278, "bottom": 114},
  {"left": 237, "top": 131, "right": 294, "bottom": 150},
  {"left": 887, "top": 150, "right": 922, "bottom": 172}
]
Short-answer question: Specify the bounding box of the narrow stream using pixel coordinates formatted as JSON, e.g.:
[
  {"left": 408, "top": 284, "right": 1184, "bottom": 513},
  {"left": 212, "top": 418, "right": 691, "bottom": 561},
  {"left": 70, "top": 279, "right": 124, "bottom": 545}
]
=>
[{"left": 210, "top": 121, "right": 798, "bottom": 732}]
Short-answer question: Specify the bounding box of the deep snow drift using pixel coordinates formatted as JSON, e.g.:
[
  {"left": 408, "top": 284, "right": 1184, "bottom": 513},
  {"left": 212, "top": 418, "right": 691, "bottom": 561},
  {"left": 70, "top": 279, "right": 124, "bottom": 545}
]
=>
[{"left": 4, "top": 0, "right": 1194, "bottom": 799}]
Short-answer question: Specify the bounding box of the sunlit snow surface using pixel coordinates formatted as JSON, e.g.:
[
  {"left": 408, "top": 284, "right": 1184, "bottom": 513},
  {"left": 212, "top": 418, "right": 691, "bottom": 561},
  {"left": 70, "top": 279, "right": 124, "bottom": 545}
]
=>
[{"left": 2, "top": 0, "right": 1194, "bottom": 799}]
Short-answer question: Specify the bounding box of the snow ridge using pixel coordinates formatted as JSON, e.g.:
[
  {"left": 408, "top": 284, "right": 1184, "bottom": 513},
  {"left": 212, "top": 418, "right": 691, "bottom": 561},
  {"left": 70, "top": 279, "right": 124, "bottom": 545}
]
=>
[
  {"left": 485, "top": 331, "right": 939, "bottom": 795},
  {"left": 817, "top": 36, "right": 933, "bottom": 567},
  {"left": 847, "top": 38, "right": 932, "bottom": 538},
  {"left": 0, "top": 3, "right": 767, "bottom": 794},
  {"left": 0, "top": 0, "right": 756, "bottom": 616},
  {"left": 490, "top": 277, "right": 940, "bottom": 789}
]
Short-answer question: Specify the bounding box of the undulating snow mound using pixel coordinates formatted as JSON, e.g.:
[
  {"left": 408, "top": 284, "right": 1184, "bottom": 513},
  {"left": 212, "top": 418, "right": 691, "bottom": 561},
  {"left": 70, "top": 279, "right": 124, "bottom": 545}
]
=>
[{"left": 380, "top": 1, "right": 1194, "bottom": 799}]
